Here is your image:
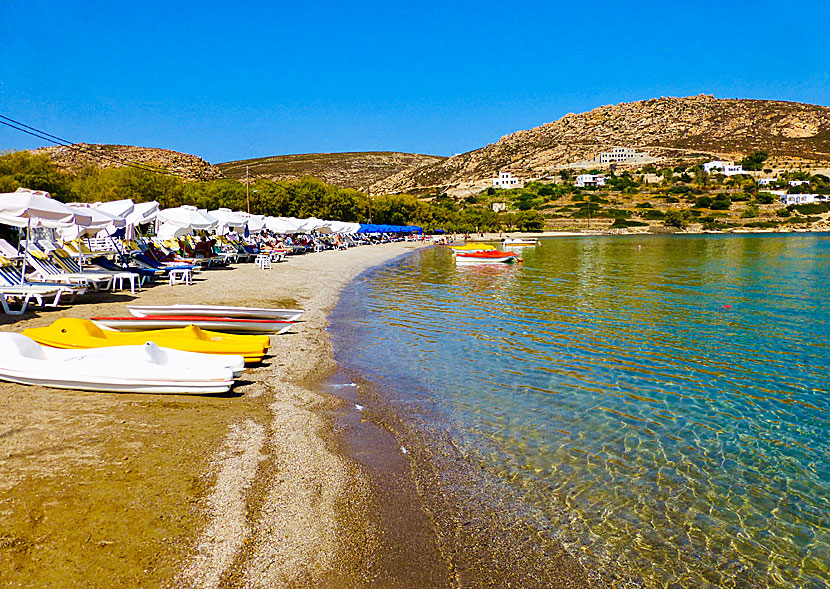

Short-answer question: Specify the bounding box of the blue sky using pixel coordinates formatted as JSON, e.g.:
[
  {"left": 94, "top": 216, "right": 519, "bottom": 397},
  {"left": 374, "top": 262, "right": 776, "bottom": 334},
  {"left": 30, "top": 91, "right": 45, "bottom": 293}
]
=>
[{"left": 2, "top": 0, "right": 828, "bottom": 163}]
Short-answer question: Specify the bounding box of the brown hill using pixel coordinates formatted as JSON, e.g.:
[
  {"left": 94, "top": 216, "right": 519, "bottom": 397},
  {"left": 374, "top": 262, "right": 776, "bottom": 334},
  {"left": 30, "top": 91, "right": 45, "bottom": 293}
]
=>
[
  {"left": 217, "top": 151, "right": 446, "bottom": 191},
  {"left": 37, "top": 143, "right": 224, "bottom": 182},
  {"left": 372, "top": 95, "right": 830, "bottom": 194}
]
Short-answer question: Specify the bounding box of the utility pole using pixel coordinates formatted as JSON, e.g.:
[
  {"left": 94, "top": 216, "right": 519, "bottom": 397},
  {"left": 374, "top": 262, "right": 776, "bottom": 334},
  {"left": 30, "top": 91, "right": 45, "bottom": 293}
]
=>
[{"left": 246, "top": 166, "right": 250, "bottom": 213}]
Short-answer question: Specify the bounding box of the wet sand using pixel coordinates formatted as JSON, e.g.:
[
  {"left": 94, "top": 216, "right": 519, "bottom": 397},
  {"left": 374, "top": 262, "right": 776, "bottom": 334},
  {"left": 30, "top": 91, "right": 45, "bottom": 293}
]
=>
[{"left": 0, "top": 243, "right": 598, "bottom": 588}]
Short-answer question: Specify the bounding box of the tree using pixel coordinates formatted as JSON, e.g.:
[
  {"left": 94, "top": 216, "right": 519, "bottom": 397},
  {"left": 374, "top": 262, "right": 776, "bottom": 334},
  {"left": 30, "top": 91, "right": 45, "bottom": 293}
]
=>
[
  {"left": 740, "top": 150, "right": 769, "bottom": 171},
  {"left": 664, "top": 208, "right": 690, "bottom": 229}
]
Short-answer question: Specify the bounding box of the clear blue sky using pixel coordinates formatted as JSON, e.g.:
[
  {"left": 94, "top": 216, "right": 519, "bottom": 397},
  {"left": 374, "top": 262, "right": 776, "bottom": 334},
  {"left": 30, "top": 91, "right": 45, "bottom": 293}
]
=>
[{"left": 2, "top": 0, "right": 828, "bottom": 164}]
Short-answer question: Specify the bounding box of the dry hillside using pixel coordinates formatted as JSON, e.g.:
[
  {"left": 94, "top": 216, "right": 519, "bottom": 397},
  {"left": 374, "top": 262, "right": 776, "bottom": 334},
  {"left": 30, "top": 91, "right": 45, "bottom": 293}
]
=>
[
  {"left": 372, "top": 95, "right": 830, "bottom": 194},
  {"left": 37, "top": 144, "right": 224, "bottom": 182},
  {"left": 217, "top": 151, "right": 446, "bottom": 190}
]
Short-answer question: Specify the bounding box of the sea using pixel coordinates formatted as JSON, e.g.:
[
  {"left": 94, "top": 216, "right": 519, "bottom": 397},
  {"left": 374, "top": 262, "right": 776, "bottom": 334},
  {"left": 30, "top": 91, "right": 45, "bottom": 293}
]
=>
[{"left": 328, "top": 233, "right": 830, "bottom": 587}]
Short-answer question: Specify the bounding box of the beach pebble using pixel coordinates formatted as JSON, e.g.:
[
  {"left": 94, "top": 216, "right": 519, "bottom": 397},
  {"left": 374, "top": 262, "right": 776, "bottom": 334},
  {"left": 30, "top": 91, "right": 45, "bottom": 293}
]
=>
[
  {"left": 401, "top": 446, "right": 408, "bottom": 454},
  {"left": 355, "top": 403, "right": 363, "bottom": 411}
]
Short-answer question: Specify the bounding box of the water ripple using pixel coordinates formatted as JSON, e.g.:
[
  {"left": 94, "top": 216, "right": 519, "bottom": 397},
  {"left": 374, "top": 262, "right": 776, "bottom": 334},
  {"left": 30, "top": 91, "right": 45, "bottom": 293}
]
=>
[{"left": 331, "top": 234, "right": 830, "bottom": 587}]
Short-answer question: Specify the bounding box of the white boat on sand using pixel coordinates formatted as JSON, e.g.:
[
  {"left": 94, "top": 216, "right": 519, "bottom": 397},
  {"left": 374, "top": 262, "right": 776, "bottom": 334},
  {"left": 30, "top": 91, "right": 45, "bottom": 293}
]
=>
[
  {"left": 127, "top": 304, "right": 303, "bottom": 322},
  {"left": 93, "top": 315, "right": 293, "bottom": 335},
  {"left": 0, "top": 333, "right": 243, "bottom": 394}
]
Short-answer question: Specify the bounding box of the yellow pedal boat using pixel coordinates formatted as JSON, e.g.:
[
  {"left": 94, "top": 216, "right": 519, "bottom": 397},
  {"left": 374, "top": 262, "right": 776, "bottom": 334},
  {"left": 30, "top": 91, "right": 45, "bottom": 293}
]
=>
[
  {"left": 23, "top": 318, "right": 270, "bottom": 364},
  {"left": 449, "top": 243, "right": 496, "bottom": 252}
]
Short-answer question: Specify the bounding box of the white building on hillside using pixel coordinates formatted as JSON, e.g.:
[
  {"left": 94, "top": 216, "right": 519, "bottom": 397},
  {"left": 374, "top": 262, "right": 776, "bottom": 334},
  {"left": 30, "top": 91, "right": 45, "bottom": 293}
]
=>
[
  {"left": 596, "top": 147, "right": 651, "bottom": 164},
  {"left": 781, "top": 193, "right": 827, "bottom": 205},
  {"left": 493, "top": 171, "right": 522, "bottom": 189},
  {"left": 575, "top": 174, "right": 606, "bottom": 188},
  {"left": 703, "top": 161, "right": 744, "bottom": 176},
  {"left": 758, "top": 178, "right": 776, "bottom": 185},
  {"left": 789, "top": 180, "right": 810, "bottom": 187}
]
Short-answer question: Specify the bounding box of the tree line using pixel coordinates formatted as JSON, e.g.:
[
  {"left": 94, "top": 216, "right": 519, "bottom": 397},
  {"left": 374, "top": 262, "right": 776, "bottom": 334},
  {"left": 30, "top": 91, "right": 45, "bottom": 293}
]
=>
[{"left": 0, "top": 151, "right": 545, "bottom": 233}]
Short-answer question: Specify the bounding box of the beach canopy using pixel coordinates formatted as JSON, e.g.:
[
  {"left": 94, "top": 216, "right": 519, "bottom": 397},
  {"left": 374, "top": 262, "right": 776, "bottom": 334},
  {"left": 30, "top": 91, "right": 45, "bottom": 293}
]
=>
[
  {"left": 356, "top": 223, "right": 421, "bottom": 234},
  {"left": 62, "top": 203, "right": 126, "bottom": 239},
  {"left": 237, "top": 212, "right": 265, "bottom": 233},
  {"left": 94, "top": 199, "right": 135, "bottom": 220},
  {"left": 125, "top": 201, "right": 159, "bottom": 226},
  {"left": 208, "top": 208, "right": 247, "bottom": 234},
  {"left": 156, "top": 205, "right": 218, "bottom": 231},
  {"left": 0, "top": 188, "right": 92, "bottom": 228}
]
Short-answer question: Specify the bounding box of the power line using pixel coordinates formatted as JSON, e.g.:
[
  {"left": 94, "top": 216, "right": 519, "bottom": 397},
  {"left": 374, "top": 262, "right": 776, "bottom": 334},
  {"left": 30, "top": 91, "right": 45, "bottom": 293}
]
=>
[{"left": 0, "top": 114, "right": 194, "bottom": 179}]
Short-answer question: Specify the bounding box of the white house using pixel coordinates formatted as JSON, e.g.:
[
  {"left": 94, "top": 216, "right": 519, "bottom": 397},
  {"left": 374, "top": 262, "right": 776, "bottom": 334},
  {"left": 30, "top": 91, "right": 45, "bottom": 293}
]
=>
[
  {"left": 781, "top": 193, "right": 827, "bottom": 205},
  {"left": 758, "top": 178, "right": 776, "bottom": 186},
  {"left": 575, "top": 174, "right": 606, "bottom": 188},
  {"left": 493, "top": 171, "right": 522, "bottom": 189},
  {"left": 703, "top": 161, "right": 744, "bottom": 176},
  {"left": 789, "top": 180, "right": 810, "bottom": 187},
  {"left": 491, "top": 202, "right": 507, "bottom": 212},
  {"left": 596, "top": 147, "right": 652, "bottom": 164}
]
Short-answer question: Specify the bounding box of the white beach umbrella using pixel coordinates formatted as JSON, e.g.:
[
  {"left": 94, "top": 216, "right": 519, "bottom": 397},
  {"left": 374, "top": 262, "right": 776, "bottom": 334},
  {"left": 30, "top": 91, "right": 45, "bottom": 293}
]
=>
[
  {"left": 208, "top": 208, "right": 247, "bottom": 234},
  {"left": 236, "top": 212, "right": 266, "bottom": 233},
  {"left": 94, "top": 199, "right": 135, "bottom": 219},
  {"left": 0, "top": 188, "right": 90, "bottom": 228},
  {"left": 0, "top": 188, "right": 93, "bottom": 280},
  {"left": 62, "top": 203, "right": 126, "bottom": 239},
  {"left": 125, "top": 201, "right": 159, "bottom": 227},
  {"left": 157, "top": 223, "right": 191, "bottom": 239},
  {"left": 264, "top": 217, "right": 294, "bottom": 234},
  {"left": 156, "top": 205, "right": 217, "bottom": 231}
]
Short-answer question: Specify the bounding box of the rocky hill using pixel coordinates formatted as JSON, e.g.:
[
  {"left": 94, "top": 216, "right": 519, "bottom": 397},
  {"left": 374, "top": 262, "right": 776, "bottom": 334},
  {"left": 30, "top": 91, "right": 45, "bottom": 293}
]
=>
[
  {"left": 372, "top": 95, "right": 830, "bottom": 194},
  {"left": 37, "top": 144, "right": 224, "bottom": 182},
  {"left": 217, "top": 151, "right": 446, "bottom": 191}
]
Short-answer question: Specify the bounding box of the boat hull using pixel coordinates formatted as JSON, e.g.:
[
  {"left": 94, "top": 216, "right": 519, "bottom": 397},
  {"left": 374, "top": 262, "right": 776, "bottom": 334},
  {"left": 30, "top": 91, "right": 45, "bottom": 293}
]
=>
[
  {"left": 127, "top": 304, "right": 303, "bottom": 322},
  {"left": 0, "top": 334, "right": 237, "bottom": 394},
  {"left": 93, "top": 315, "right": 293, "bottom": 335},
  {"left": 23, "top": 318, "right": 270, "bottom": 364}
]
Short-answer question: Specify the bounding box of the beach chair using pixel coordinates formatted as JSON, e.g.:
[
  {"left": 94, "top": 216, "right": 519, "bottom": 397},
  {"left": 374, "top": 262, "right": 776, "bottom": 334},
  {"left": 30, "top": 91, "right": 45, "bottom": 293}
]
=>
[
  {"left": 52, "top": 250, "right": 142, "bottom": 294},
  {"left": 0, "top": 257, "right": 72, "bottom": 312},
  {"left": 0, "top": 239, "right": 22, "bottom": 261},
  {"left": 25, "top": 252, "right": 112, "bottom": 291}
]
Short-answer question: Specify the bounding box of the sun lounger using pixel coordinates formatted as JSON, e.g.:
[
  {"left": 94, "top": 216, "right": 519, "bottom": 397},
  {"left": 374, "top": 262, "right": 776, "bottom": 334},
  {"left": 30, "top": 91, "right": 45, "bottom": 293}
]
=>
[
  {"left": 51, "top": 250, "right": 142, "bottom": 294},
  {"left": 25, "top": 252, "right": 113, "bottom": 290}
]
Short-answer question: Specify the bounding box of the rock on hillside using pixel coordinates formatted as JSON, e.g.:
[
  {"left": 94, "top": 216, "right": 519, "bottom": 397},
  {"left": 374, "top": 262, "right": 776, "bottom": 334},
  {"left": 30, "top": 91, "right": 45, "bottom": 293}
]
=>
[
  {"left": 372, "top": 95, "right": 830, "bottom": 193},
  {"left": 37, "top": 144, "right": 224, "bottom": 182},
  {"left": 218, "top": 151, "right": 446, "bottom": 191}
]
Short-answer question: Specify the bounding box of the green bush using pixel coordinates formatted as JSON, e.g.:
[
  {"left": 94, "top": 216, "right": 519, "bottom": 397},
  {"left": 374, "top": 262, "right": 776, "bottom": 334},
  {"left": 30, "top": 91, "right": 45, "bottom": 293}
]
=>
[
  {"left": 789, "top": 202, "right": 829, "bottom": 215},
  {"left": 665, "top": 196, "right": 680, "bottom": 203},
  {"left": 636, "top": 202, "right": 653, "bottom": 208},
  {"left": 710, "top": 196, "right": 732, "bottom": 210},
  {"left": 664, "top": 208, "right": 690, "bottom": 228},
  {"left": 610, "top": 218, "right": 648, "bottom": 229},
  {"left": 741, "top": 204, "right": 760, "bottom": 218},
  {"left": 776, "top": 208, "right": 791, "bottom": 217},
  {"left": 756, "top": 192, "right": 776, "bottom": 204},
  {"left": 641, "top": 209, "right": 666, "bottom": 220},
  {"left": 695, "top": 196, "right": 712, "bottom": 208}
]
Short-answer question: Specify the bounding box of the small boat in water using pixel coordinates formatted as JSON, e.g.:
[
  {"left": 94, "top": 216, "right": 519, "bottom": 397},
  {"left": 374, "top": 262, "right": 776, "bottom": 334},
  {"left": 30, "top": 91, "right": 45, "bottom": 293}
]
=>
[
  {"left": 92, "top": 315, "right": 293, "bottom": 335},
  {"left": 127, "top": 304, "right": 303, "bottom": 322},
  {"left": 0, "top": 332, "right": 241, "bottom": 394},
  {"left": 23, "top": 318, "right": 270, "bottom": 364},
  {"left": 454, "top": 250, "right": 522, "bottom": 264},
  {"left": 502, "top": 237, "right": 538, "bottom": 247},
  {"left": 450, "top": 243, "right": 496, "bottom": 253}
]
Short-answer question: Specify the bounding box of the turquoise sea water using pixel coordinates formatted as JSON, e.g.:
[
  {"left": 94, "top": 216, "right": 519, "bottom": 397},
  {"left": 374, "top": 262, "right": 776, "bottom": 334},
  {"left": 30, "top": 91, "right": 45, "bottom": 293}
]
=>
[{"left": 329, "top": 234, "right": 830, "bottom": 587}]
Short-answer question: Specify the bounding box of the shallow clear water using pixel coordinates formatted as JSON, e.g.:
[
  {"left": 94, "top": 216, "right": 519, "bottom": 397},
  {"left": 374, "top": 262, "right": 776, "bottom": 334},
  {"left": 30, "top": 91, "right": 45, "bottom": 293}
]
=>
[{"left": 329, "top": 234, "right": 830, "bottom": 587}]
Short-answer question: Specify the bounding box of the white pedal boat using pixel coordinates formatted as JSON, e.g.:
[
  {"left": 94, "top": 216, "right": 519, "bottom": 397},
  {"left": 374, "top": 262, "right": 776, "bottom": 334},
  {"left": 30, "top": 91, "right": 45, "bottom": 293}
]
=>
[
  {"left": 502, "top": 238, "right": 538, "bottom": 247},
  {"left": 127, "top": 304, "right": 304, "bottom": 322},
  {"left": 93, "top": 315, "right": 293, "bottom": 335},
  {"left": 0, "top": 333, "right": 243, "bottom": 394}
]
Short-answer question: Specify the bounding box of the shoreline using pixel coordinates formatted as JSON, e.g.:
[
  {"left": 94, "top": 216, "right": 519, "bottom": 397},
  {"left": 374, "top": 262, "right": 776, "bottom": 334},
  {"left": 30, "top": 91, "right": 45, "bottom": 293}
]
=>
[{"left": 0, "top": 243, "right": 446, "bottom": 586}]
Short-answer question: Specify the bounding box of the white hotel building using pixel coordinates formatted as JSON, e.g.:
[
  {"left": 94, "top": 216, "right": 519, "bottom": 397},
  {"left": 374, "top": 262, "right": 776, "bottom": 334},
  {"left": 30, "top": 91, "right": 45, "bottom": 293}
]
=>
[{"left": 493, "top": 171, "right": 523, "bottom": 189}]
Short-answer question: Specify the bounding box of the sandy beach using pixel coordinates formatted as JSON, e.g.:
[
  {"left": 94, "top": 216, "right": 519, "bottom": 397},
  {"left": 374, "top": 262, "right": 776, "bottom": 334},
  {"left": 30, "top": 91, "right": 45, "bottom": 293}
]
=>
[{"left": 0, "top": 242, "right": 596, "bottom": 588}]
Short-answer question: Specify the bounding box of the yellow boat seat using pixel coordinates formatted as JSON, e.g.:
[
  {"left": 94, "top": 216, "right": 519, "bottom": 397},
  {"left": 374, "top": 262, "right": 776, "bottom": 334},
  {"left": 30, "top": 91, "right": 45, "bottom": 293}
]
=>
[{"left": 23, "top": 318, "right": 269, "bottom": 364}]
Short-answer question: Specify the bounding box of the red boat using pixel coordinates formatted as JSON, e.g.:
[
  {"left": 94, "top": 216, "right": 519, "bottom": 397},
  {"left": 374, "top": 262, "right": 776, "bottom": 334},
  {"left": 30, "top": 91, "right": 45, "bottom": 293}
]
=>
[{"left": 454, "top": 250, "right": 522, "bottom": 263}]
